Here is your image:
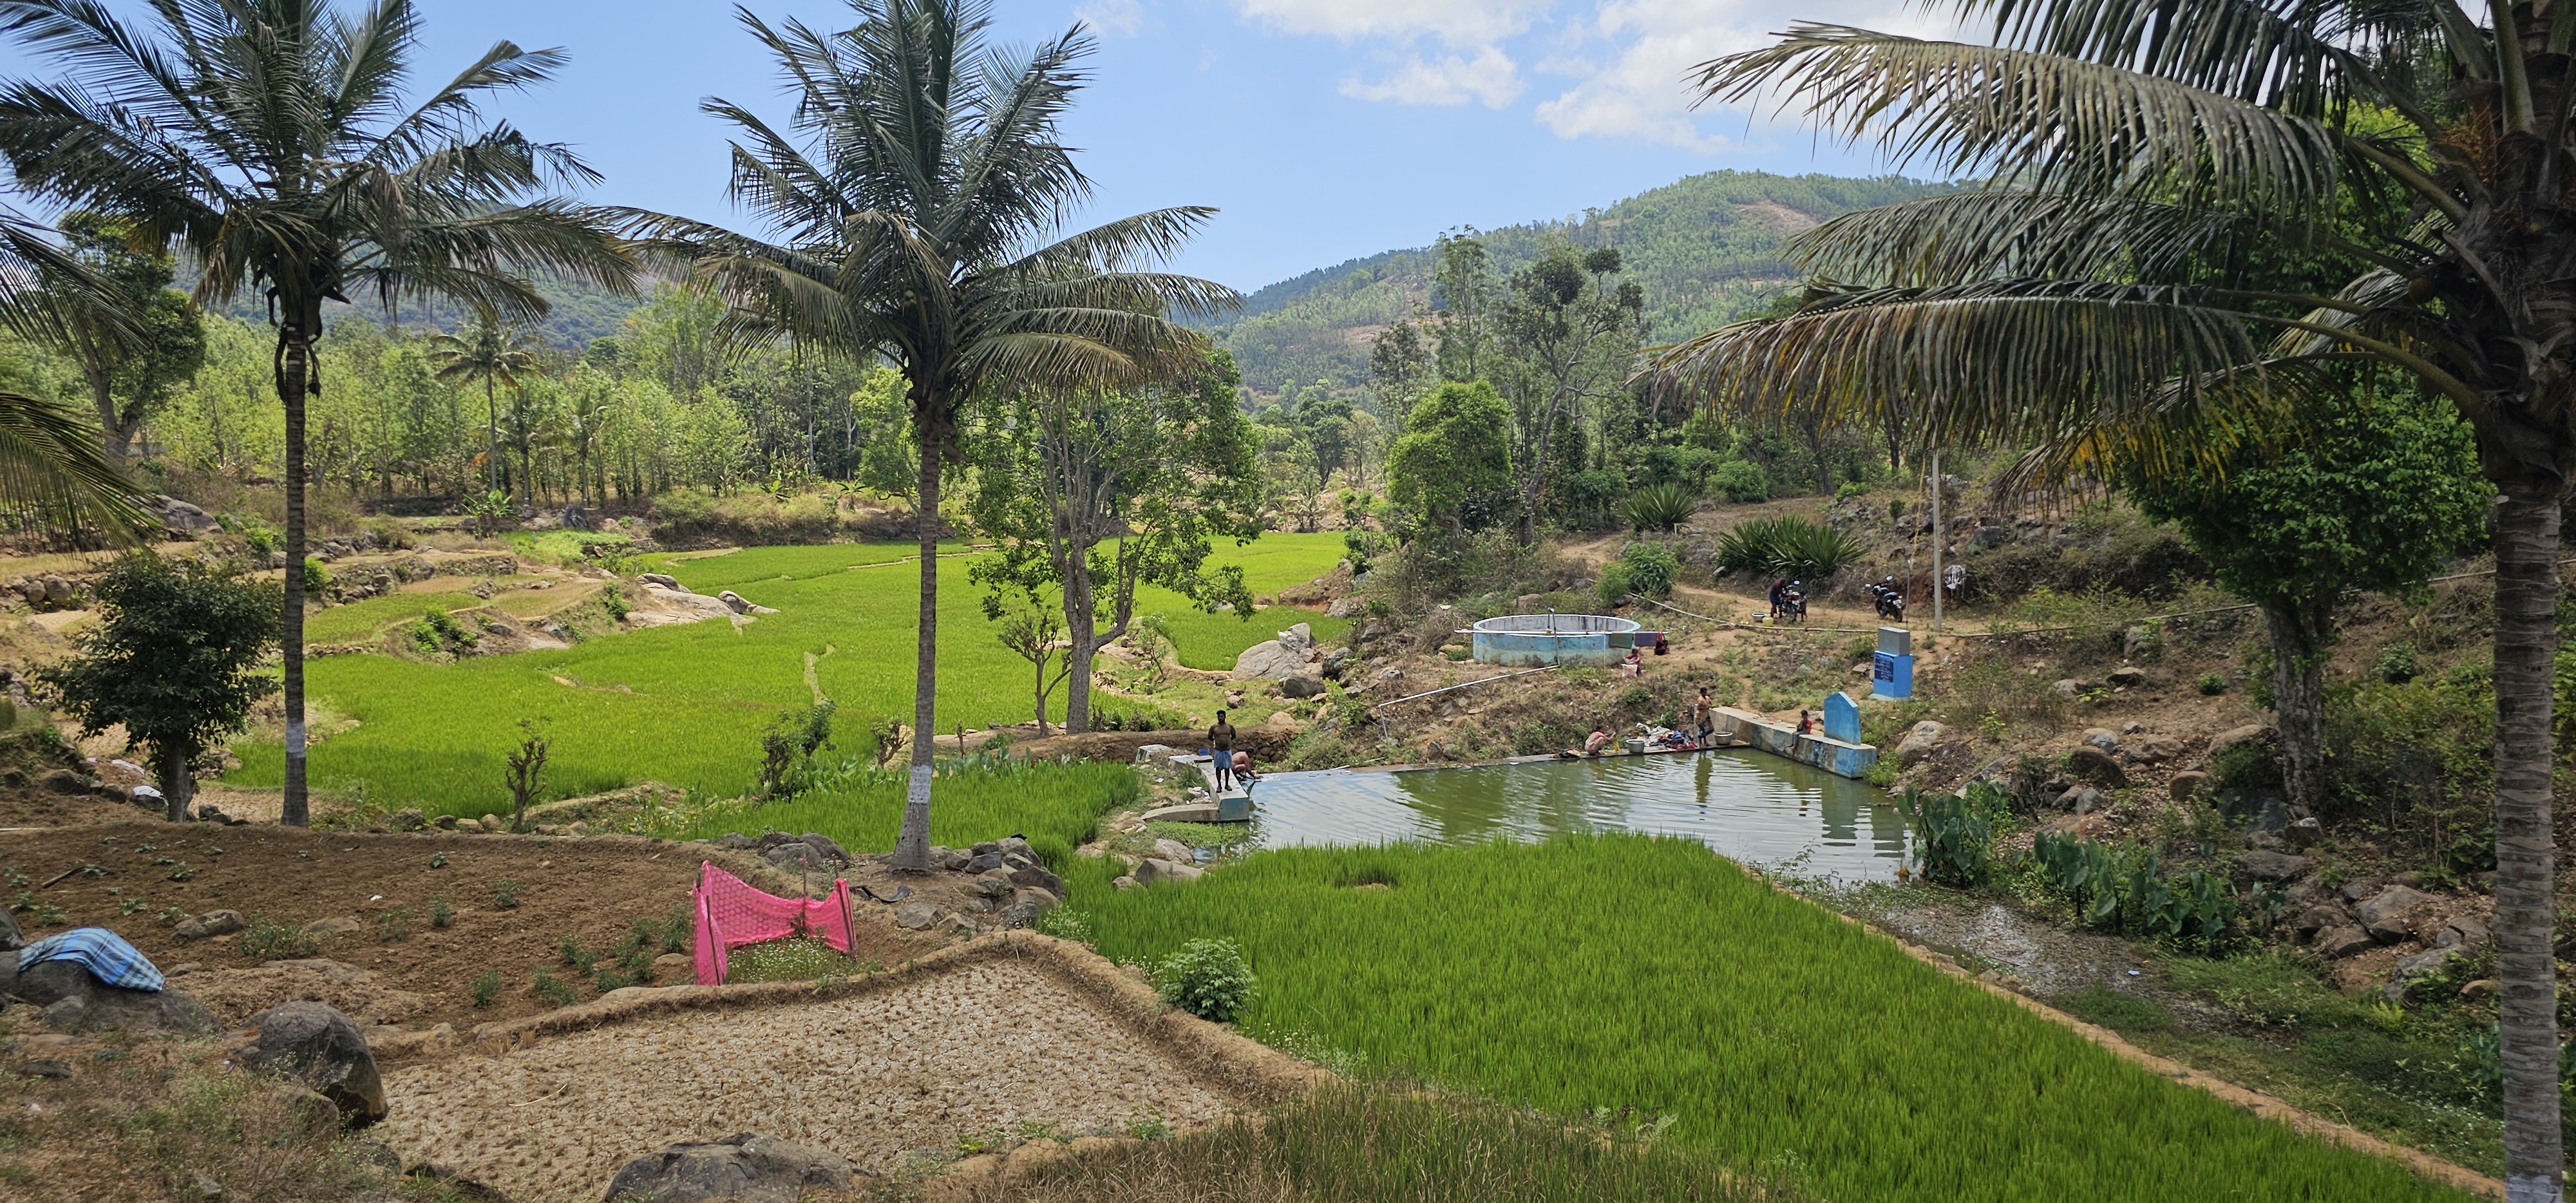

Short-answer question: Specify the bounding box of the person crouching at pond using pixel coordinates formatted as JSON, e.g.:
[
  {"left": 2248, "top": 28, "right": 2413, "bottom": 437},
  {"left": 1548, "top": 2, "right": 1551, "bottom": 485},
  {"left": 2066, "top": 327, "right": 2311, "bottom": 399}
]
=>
[
  {"left": 1233, "top": 750, "right": 1260, "bottom": 784},
  {"left": 1208, "top": 711, "right": 1238, "bottom": 790},
  {"left": 1620, "top": 647, "right": 1643, "bottom": 677}
]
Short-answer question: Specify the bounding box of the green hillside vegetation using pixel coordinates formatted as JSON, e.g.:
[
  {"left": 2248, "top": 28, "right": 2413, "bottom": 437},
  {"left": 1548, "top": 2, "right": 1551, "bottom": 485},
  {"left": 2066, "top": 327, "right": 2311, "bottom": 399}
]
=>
[{"left": 1212, "top": 171, "right": 1950, "bottom": 397}]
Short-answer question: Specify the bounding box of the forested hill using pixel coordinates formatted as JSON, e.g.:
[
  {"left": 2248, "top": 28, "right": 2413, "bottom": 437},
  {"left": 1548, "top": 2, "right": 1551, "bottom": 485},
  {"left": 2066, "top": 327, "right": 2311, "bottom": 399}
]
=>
[
  {"left": 1210, "top": 170, "right": 1950, "bottom": 398},
  {"left": 187, "top": 269, "right": 650, "bottom": 348}
]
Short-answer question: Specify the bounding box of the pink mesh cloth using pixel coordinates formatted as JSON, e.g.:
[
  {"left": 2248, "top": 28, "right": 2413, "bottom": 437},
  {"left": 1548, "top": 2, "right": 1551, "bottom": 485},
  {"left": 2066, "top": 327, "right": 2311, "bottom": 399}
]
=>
[{"left": 692, "top": 861, "right": 858, "bottom": 985}]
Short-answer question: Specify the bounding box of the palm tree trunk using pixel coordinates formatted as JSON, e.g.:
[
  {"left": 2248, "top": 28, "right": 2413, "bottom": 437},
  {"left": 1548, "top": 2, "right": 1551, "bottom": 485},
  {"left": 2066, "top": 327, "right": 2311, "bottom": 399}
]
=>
[
  {"left": 279, "top": 316, "right": 312, "bottom": 828},
  {"left": 890, "top": 417, "right": 941, "bottom": 872},
  {"left": 2492, "top": 485, "right": 2564, "bottom": 1202},
  {"left": 485, "top": 377, "right": 501, "bottom": 495},
  {"left": 2258, "top": 600, "right": 2329, "bottom": 813}
]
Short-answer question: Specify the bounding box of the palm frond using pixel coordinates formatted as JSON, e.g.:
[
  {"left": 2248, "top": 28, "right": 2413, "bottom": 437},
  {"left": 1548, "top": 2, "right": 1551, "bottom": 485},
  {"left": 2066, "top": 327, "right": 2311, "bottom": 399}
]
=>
[
  {"left": 0, "top": 386, "right": 147, "bottom": 537},
  {"left": 1784, "top": 189, "right": 2255, "bottom": 287},
  {"left": 1647, "top": 281, "right": 2269, "bottom": 443},
  {"left": 1694, "top": 25, "right": 2340, "bottom": 210}
]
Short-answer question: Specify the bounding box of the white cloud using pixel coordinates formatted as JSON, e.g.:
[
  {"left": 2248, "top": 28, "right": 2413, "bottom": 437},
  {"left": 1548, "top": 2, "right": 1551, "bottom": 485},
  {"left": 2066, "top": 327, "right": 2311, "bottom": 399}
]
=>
[
  {"left": 1534, "top": 0, "right": 1957, "bottom": 149},
  {"left": 1233, "top": 0, "right": 1550, "bottom": 46},
  {"left": 1340, "top": 46, "right": 1526, "bottom": 108},
  {"left": 1077, "top": 0, "right": 1144, "bottom": 36}
]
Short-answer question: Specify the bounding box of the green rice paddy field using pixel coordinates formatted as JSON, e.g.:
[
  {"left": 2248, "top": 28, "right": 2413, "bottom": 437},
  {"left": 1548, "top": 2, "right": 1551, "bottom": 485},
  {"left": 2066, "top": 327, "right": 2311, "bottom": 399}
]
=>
[
  {"left": 225, "top": 534, "right": 1349, "bottom": 816},
  {"left": 1052, "top": 837, "right": 2477, "bottom": 1203}
]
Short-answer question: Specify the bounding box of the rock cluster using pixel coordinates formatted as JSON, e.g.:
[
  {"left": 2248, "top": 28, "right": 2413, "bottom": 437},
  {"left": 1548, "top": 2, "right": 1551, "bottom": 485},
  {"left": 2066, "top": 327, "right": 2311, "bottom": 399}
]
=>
[
  {"left": 0, "top": 950, "right": 218, "bottom": 1037},
  {"left": 238, "top": 1000, "right": 387, "bottom": 1126}
]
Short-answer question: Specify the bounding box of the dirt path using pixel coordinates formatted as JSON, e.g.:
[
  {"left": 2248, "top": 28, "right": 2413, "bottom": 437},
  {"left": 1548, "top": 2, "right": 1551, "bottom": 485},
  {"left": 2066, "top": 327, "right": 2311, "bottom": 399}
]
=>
[{"left": 381, "top": 959, "right": 1242, "bottom": 1201}]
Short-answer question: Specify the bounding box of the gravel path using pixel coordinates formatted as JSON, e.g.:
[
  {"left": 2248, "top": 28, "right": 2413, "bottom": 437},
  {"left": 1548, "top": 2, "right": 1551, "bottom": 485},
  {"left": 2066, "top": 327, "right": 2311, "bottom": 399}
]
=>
[{"left": 379, "top": 961, "right": 1239, "bottom": 1201}]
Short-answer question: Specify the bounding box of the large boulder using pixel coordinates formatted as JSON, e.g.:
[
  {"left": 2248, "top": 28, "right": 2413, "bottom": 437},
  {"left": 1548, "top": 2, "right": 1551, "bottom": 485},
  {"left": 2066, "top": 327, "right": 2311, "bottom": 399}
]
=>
[
  {"left": 2356, "top": 886, "right": 2435, "bottom": 943},
  {"left": 1133, "top": 857, "right": 1203, "bottom": 886},
  {"left": 1893, "top": 721, "right": 1947, "bottom": 767},
  {"left": 605, "top": 1132, "right": 860, "bottom": 1203},
  {"left": 2063, "top": 745, "right": 2126, "bottom": 788},
  {"left": 2313, "top": 925, "right": 2374, "bottom": 959},
  {"left": 2207, "top": 723, "right": 2277, "bottom": 762},
  {"left": 1, "top": 959, "right": 217, "bottom": 1036},
  {"left": 2166, "top": 771, "right": 2211, "bottom": 804},
  {"left": 2384, "top": 947, "right": 2460, "bottom": 1003},
  {"left": 239, "top": 1001, "right": 386, "bottom": 1126},
  {"left": 1280, "top": 674, "right": 1327, "bottom": 700},
  {"left": 0, "top": 907, "right": 20, "bottom": 952},
  {"left": 1230, "top": 623, "right": 1317, "bottom": 681}
]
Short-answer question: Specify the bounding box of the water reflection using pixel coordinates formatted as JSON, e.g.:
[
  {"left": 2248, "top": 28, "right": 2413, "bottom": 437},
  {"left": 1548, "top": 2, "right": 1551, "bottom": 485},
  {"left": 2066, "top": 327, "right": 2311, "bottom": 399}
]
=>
[{"left": 1247, "top": 750, "right": 1912, "bottom": 881}]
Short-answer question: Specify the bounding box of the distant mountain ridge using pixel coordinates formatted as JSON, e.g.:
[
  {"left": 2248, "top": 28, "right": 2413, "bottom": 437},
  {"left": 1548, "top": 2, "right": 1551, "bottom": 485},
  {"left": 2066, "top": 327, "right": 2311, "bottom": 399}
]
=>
[{"left": 1209, "top": 169, "right": 1951, "bottom": 399}]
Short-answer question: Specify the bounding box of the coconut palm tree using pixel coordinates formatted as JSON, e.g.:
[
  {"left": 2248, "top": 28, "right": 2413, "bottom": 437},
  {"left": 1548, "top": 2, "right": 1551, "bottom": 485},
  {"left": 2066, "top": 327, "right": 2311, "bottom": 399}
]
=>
[
  {"left": 627, "top": 0, "right": 1236, "bottom": 871},
  {"left": 0, "top": 0, "right": 637, "bottom": 826},
  {"left": 1658, "top": 8, "right": 2574, "bottom": 1193},
  {"left": 428, "top": 316, "right": 544, "bottom": 501}
]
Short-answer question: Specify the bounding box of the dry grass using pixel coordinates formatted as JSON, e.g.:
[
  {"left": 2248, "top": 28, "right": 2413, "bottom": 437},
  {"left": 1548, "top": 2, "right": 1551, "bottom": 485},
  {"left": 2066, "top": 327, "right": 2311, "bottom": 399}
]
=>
[{"left": 0, "top": 1014, "right": 463, "bottom": 1202}]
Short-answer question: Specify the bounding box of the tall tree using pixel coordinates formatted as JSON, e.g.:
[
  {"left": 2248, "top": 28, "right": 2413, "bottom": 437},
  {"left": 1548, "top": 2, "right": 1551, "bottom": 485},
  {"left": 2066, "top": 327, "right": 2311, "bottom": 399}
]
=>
[
  {"left": 631, "top": 0, "right": 1235, "bottom": 871},
  {"left": 1432, "top": 230, "right": 1495, "bottom": 383},
  {"left": 1660, "top": 9, "right": 2576, "bottom": 1189},
  {"left": 971, "top": 349, "right": 1262, "bottom": 733},
  {"left": 1367, "top": 315, "right": 1433, "bottom": 430},
  {"left": 47, "top": 211, "right": 203, "bottom": 464},
  {"left": 428, "top": 316, "right": 543, "bottom": 500},
  {"left": 0, "top": 0, "right": 639, "bottom": 826},
  {"left": 1495, "top": 245, "right": 1645, "bottom": 544},
  {"left": 1387, "top": 380, "right": 1513, "bottom": 535}
]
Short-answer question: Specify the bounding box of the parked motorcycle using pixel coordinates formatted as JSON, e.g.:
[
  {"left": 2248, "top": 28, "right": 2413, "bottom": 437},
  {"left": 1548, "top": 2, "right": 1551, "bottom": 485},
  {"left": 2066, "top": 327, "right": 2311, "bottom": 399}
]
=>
[
  {"left": 1780, "top": 583, "right": 1808, "bottom": 623},
  {"left": 1867, "top": 578, "right": 1907, "bottom": 622}
]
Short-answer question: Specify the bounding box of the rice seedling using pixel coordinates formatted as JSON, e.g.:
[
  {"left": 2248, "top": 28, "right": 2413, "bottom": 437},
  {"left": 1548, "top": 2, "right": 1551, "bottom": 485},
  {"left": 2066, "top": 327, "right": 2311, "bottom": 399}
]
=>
[
  {"left": 227, "top": 535, "right": 1347, "bottom": 815},
  {"left": 992, "top": 1081, "right": 1775, "bottom": 1203},
  {"left": 1061, "top": 837, "right": 2479, "bottom": 1203}
]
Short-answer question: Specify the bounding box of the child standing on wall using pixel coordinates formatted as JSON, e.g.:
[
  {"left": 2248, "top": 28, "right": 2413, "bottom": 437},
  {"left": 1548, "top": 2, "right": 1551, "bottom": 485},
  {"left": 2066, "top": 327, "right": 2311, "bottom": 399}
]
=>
[{"left": 1693, "top": 688, "right": 1716, "bottom": 744}]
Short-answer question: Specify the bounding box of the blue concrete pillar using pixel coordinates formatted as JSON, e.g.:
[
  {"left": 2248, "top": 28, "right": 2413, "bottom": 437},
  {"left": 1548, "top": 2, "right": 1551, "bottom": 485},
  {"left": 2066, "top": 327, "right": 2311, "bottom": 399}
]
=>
[{"left": 1824, "top": 692, "right": 1861, "bottom": 744}]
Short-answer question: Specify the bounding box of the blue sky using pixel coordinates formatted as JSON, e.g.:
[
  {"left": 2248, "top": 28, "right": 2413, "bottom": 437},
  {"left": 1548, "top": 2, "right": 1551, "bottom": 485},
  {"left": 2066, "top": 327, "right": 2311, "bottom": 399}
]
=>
[{"left": 0, "top": 0, "right": 1956, "bottom": 292}]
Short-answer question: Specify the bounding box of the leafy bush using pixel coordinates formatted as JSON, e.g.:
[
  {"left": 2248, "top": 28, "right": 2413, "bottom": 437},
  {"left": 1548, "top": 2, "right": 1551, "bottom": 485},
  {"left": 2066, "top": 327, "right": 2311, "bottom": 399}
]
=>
[
  {"left": 2197, "top": 672, "right": 2226, "bottom": 696},
  {"left": 1620, "top": 484, "right": 1696, "bottom": 533},
  {"left": 2029, "top": 834, "right": 2263, "bottom": 951},
  {"left": 757, "top": 699, "right": 837, "bottom": 799},
  {"left": 2372, "top": 643, "right": 2418, "bottom": 685},
  {"left": 1599, "top": 541, "right": 1680, "bottom": 605},
  {"left": 1900, "top": 786, "right": 1996, "bottom": 886},
  {"left": 469, "top": 969, "right": 500, "bottom": 1007},
  {"left": 1153, "top": 937, "right": 1255, "bottom": 1023},
  {"left": 405, "top": 607, "right": 477, "bottom": 657},
  {"left": 1714, "top": 516, "right": 1861, "bottom": 581},
  {"left": 1710, "top": 460, "right": 1768, "bottom": 503}
]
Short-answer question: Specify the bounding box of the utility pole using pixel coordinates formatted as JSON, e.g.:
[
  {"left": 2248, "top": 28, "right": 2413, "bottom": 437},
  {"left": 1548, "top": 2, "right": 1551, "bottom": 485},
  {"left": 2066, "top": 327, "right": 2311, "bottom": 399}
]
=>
[{"left": 1929, "top": 447, "right": 1944, "bottom": 632}]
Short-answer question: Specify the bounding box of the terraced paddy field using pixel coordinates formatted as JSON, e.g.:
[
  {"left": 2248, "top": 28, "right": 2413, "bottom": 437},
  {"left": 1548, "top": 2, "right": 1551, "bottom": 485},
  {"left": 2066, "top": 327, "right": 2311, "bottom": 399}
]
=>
[
  {"left": 225, "top": 534, "right": 1348, "bottom": 817},
  {"left": 1056, "top": 837, "right": 2482, "bottom": 1203}
]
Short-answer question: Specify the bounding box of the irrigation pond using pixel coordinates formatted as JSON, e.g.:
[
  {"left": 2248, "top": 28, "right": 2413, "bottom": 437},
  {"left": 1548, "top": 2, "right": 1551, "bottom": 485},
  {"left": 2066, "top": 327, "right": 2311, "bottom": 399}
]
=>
[{"left": 1243, "top": 750, "right": 1911, "bottom": 880}]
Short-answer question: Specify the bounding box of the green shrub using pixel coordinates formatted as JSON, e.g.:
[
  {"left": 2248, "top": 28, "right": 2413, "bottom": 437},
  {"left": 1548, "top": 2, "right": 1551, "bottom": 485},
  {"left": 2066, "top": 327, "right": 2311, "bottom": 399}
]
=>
[
  {"left": 1596, "top": 563, "right": 1632, "bottom": 605},
  {"left": 1715, "top": 516, "right": 1861, "bottom": 581},
  {"left": 492, "top": 878, "right": 520, "bottom": 909},
  {"left": 469, "top": 969, "right": 501, "bottom": 1007},
  {"left": 2197, "top": 672, "right": 2226, "bottom": 696},
  {"left": 2372, "top": 643, "right": 2419, "bottom": 685},
  {"left": 301, "top": 557, "right": 328, "bottom": 595},
  {"left": 532, "top": 969, "right": 576, "bottom": 1007},
  {"left": 1621, "top": 484, "right": 1696, "bottom": 533},
  {"left": 1710, "top": 460, "right": 1768, "bottom": 503},
  {"left": 1615, "top": 542, "right": 1679, "bottom": 600},
  {"left": 2029, "top": 835, "right": 2258, "bottom": 951},
  {"left": 1153, "top": 938, "right": 1255, "bottom": 1023}
]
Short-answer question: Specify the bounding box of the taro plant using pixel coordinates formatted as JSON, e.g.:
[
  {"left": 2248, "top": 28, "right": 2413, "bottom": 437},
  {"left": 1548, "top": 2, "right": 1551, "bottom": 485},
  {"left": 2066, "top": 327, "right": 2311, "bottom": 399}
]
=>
[{"left": 1899, "top": 786, "right": 1994, "bottom": 887}]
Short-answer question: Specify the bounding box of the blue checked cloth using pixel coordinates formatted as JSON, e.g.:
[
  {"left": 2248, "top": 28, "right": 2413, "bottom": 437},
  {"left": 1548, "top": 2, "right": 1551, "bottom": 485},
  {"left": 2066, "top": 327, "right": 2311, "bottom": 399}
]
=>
[{"left": 16, "top": 927, "right": 163, "bottom": 992}]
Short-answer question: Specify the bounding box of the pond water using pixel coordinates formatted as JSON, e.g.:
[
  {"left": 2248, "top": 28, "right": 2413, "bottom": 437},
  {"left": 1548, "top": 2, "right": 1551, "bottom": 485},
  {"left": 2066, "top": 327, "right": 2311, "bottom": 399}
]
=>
[{"left": 1243, "top": 750, "right": 1913, "bottom": 882}]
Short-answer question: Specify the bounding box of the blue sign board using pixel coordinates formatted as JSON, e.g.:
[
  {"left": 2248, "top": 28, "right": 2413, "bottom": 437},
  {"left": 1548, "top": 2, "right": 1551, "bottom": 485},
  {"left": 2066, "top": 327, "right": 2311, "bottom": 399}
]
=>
[{"left": 1872, "top": 652, "right": 1915, "bottom": 701}]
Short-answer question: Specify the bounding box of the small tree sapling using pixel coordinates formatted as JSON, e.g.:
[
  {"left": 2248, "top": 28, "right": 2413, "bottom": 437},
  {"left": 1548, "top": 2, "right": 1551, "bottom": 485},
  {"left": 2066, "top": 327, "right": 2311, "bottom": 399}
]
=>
[{"left": 37, "top": 552, "right": 278, "bottom": 821}]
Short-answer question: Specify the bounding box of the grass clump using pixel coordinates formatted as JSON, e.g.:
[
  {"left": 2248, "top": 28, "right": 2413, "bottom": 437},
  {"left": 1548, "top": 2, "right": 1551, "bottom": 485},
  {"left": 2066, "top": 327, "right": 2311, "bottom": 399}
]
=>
[
  {"left": 469, "top": 970, "right": 501, "bottom": 1007},
  {"left": 1066, "top": 837, "right": 2481, "bottom": 1203},
  {"left": 237, "top": 915, "right": 316, "bottom": 961}
]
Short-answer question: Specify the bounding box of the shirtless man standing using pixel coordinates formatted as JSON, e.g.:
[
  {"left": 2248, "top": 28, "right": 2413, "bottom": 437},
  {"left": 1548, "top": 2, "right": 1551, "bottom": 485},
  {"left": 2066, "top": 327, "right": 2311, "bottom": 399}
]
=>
[{"left": 1208, "top": 710, "right": 1238, "bottom": 790}]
